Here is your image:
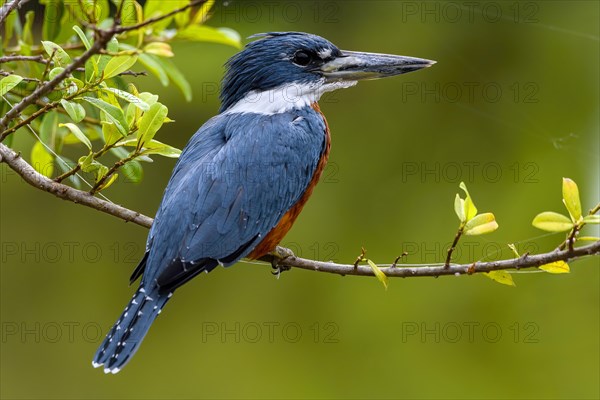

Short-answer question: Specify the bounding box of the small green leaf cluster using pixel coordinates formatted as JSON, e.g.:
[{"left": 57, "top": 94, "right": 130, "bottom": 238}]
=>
[
  {"left": 450, "top": 183, "right": 511, "bottom": 285},
  {"left": 454, "top": 182, "right": 499, "bottom": 235},
  {"left": 1, "top": 0, "right": 241, "bottom": 193},
  {"left": 532, "top": 178, "right": 599, "bottom": 244}
]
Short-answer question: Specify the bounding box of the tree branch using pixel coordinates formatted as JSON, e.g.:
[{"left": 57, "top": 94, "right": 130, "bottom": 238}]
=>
[
  {"left": 2, "top": 139, "right": 598, "bottom": 279},
  {"left": 0, "top": 30, "right": 115, "bottom": 137},
  {"left": 0, "top": 55, "right": 47, "bottom": 64},
  {"left": 0, "top": 0, "right": 28, "bottom": 25},
  {"left": 262, "top": 242, "right": 600, "bottom": 278},
  {"left": 0, "top": 142, "right": 152, "bottom": 228}
]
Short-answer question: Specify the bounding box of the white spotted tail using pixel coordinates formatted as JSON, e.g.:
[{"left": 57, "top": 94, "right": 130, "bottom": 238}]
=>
[{"left": 92, "top": 286, "right": 171, "bottom": 374}]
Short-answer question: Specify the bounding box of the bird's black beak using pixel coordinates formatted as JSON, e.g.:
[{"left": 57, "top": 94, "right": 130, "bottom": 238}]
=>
[{"left": 320, "top": 50, "right": 435, "bottom": 82}]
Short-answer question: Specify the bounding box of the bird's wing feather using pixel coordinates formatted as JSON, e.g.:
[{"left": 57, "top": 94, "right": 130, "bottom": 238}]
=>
[{"left": 140, "top": 109, "right": 326, "bottom": 290}]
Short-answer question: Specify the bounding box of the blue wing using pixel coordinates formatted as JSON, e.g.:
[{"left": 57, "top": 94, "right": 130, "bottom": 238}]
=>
[{"left": 135, "top": 108, "right": 326, "bottom": 292}]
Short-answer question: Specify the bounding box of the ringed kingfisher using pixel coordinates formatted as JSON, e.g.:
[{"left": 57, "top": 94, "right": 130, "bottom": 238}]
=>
[{"left": 93, "top": 32, "right": 435, "bottom": 373}]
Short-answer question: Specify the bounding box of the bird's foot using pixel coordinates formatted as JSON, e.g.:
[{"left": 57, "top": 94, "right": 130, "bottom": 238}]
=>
[{"left": 270, "top": 246, "right": 295, "bottom": 278}]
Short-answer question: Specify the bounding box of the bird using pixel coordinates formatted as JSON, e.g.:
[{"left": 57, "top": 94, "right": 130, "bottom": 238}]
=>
[{"left": 92, "top": 31, "right": 435, "bottom": 374}]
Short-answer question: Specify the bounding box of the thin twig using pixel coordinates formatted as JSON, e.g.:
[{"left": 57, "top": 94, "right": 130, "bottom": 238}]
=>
[
  {"left": 0, "top": 55, "right": 47, "bottom": 64},
  {"left": 444, "top": 227, "right": 463, "bottom": 267},
  {"left": 89, "top": 151, "right": 138, "bottom": 194},
  {"left": 110, "top": 0, "right": 206, "bottom": 34},
  {"left": 53, "top": 164, "right": 82, "bottom": 183},
  {"left": 0, "top": 70, "right": 41, "bottom": 83},
  {"left": 117, "top": 70, "right": 147, "bottom": 77},
  {"left": 0, "top": 0, "right": 28, "bottom": 25}
]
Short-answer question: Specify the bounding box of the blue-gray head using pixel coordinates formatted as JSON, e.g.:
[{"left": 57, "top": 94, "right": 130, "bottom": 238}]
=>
[{"left": 220, "top": 32, "right": 435, "bottom": 114}]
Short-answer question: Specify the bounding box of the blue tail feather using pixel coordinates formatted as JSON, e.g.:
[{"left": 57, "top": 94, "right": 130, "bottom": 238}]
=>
[{"left": 92, "top": 286, "right": 170, "bottom": 374}]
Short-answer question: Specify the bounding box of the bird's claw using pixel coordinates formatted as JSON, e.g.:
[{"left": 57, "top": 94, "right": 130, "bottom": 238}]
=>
[
  {"left": 272, "top": 246, "right": 295, "bottom": 260},
  {"left": 270, "top": 247, "right": 295, "bottom": 278}
]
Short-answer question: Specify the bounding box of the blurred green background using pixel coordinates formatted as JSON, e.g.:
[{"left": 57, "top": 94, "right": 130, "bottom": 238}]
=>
[{"left": 1, "top": 1, "right": 599, "bottom": 398}]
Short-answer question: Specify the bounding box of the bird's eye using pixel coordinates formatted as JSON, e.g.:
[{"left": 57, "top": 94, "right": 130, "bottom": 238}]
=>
[{"left": 293, "top": 50, "right": 312, "bottom": 66}]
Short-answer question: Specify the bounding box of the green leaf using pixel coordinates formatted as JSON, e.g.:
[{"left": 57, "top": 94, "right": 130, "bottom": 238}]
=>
[
  {"left": 60, "top": 99, "right": 86, "bottom": 123},
  {"left": 532, "top": 211, "right": 573, "bottom": 232},
  {"left": 31, "top": 141, "right": 54, "bottom": 177},
  {"left": 72, "top": 26, "right": 92, "bottom": 50},
  {"left": 3, "top": 2, "right": 17, "bottom": 47},
  {"left": 562, "top": 178, "right": 582, "bottom": 222},
  {"left": 66, "top": 77, "right": 84, "bottom": 90},
  {"left": 97, "top": 37, "right": 119, "bottom": 76},
  {"left": 101, "top": 87, "right": 150, "bottom": 111},
  {"left": 154, "top": 57, "right": 192, "bottom": 101},
  {"left": 39, "top": 111, "right": 62, "bottom": 152},
  {"left": 82, "top": 96, "right": 128, "bottom": 135},
  {"left": 121, "top": 160, "right": 143, "bottom": 183},
  {"left": 454, "top": 193, "right": 465, "bottom": 223},
  {"left": 463, "top": 213, "right": 498, "bottom": 235},
  {"left": 366, "top": 259, "right": 388, "bottom": 290},
  {"left": 138, "top": 53, "right": 169, "bottom": 86},
  {"left": 53, "top": 4, "right": 82, "bottom": 44},
  {"left": 143, "top": 0, "right": 180, "bottom": 31},
  {"left": 49, "top": 67, "right": 65, "bottom": 80},
  {"left": 174, "top": 0, "right": 190, "bottom": 26},
  {"left": 109, "top": 146, "right": 130, "bottom": 159},
  {"left": 120, "top": 0, "right": 140, "bottom": 26},
  {"left": 41, "top": 40, "right": 71, "bottom": 67},
  {"left": 85, "top": 59, "right": 98, "bottom": 83},
  {"left": 116, "top": 138, "right": 180, "bottom": 157},
  {"left": 136, "top": 102, "right": 168, "bottom": 145},
  {"left": 484, "top": 271, "right": 515, "bottom": 286},
  {"left": 138, "top": 92, "right": 159, "bottom": 105},
  {"left": 507, "top": 243, "right": 520, "bottom": 258},
  {"left": 539, "top": 261, "right": 570, "bottom": 274},
  {"left": 78, "top": 152, "right": 94, "bottom": 169},
  {"left": 78, "top": 155, "right": 108, "bottom": 183},
  {"left": 102, "top": 121, "right": 122, "bottom": 145},
  {"left": 139, "top": 140, "right": 181, "bottom": 158},
  {"left": 62, "top": 124, "right": 100, "bottom": 144},
  {"left": 23, "top": 11, "right": 35, "bottom": 45},
  {"left": 103, "top": 55, "right": 138, "bottom": 79},
  {"left": 121, "top": 0, "right": 144, "bottom": 45},
  {"left": 192, "top": 0, "right": 215, "bottom": 24},
  {"left": 59, "top": 123, "right": 92, "bottom": 149},
  {"left": 97, "top": 173, "right": 119, "bottom": 191},
  {"left": 578, "top": 236, "right": 600, "bottom": 241},
  {"left": 126, "top": 102, "right": 140, "bottom": 129},
  {"left": 459, "top": 182, "right": 478, "bottom": 221},
  {"left": 42, "top": 0, "right": 61, "bottom": 41},
  {"left": 582, "top": 215, "right": 600, "bottom": 224},
  {"left": 143, "top": 42, "right": 174, "bottom": 57},
  {"left": 176, "top": 25, "right": 241, "bottom": 48},
  {"left": 0, "top": 75, "right": 23, "bottom": 96},
  {"left": 94, "top": 0, "right": 110, "bottom": 22},
  {"left": 136, "top": 155, "right": 154, "bottom": 163}
]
